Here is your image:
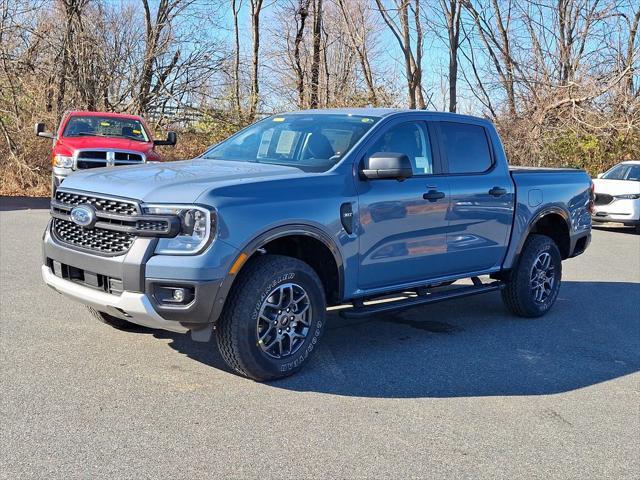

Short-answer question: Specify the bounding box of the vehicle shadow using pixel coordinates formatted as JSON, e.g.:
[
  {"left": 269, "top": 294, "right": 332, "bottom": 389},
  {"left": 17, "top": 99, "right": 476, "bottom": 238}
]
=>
[
  {"left": 0, "top": 196, "right": 50, "bottom": 211},
  {"left": 159, "top": 280, "right": 640, "bottom": 398},
  {"left": 592, "top": 224, "right": 638, "bottom": 235}
]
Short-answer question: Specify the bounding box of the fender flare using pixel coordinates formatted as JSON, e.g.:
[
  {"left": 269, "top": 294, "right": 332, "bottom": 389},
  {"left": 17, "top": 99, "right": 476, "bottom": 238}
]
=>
[
  {"left": 514, "top": 206, "right": 571, "bottom": 259},
  {"left": 209, "top": 224, "right": 345, "bottom": 322}
]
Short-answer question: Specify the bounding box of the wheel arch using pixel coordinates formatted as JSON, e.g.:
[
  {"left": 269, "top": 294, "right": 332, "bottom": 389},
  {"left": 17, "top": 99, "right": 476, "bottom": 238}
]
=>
[
  {"left": 519, "top": 207, "right": 571, "bottom": 260},
  {"left": 212, "top": 225, "right": 345, "bottom": 321}
]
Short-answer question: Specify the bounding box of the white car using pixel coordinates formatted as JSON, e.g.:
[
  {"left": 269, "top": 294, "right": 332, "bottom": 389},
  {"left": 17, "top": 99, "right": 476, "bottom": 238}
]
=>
[{"left": 592, "top": 160, "right": 640, "bottom": 231}]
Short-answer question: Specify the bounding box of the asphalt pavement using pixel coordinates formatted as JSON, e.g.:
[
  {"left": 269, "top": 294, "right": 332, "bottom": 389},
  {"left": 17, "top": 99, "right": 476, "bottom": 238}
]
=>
[{"left": 1, "top": 197, "right": 639, "bottom": 479}]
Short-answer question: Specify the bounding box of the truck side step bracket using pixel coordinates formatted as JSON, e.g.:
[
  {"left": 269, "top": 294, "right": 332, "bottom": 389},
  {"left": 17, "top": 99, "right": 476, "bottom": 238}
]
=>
[{"left": 340, "top": 282, "right": 505, "bottom": 319}]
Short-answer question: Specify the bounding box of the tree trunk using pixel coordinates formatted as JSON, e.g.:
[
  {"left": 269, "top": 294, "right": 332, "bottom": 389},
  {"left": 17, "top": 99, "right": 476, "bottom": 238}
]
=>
[
  {"left": 294, "top": 0, "right": 310, "bottom": 108},
  {"left": 232, "top": 0, "right": 242, "bottom": 121},
  {"left": 248, "top": 0, "right": 263, "bottom": 120},
  {"left": 309, "top": 0, "right": 323, "bottom": 108}
]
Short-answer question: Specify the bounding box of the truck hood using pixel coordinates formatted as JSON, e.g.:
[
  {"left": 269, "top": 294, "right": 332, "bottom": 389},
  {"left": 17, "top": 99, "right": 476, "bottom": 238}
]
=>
[
  {"left": 592, "top": 178, "right": 640, "bottom": 196},
  {"left": 59, "top": 158, "right": 306, "bottom": 203},
  {"left": 58, "top": 136, "right": 153, "bottom": 153}
]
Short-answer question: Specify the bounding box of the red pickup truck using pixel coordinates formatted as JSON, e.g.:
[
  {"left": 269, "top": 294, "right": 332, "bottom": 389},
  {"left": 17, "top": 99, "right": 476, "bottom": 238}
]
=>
[{"left": 35, "top": 111, "right": 177, "bottom": 194}]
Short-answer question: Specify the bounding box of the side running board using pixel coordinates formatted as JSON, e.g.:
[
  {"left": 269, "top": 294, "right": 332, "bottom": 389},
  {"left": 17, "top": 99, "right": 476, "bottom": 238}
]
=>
[{"left": 339, "top": 280, "right": 504, "bottom": 319}]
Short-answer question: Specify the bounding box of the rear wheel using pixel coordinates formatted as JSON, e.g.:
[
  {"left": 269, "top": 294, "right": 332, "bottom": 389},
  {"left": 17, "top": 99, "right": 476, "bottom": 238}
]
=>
[
  {"left": 501, "top": 234, "right": 562, "bottom": 317},
  {"left": 86, "top": 306, "right": 136, "bottom": 330},
  {"left": 216, "top": 254, "right": 326, "bottom": 381}
]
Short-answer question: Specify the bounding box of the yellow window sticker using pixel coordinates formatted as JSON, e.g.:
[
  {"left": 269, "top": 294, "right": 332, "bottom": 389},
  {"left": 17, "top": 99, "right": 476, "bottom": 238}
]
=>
[
  {"left": 100, "top": 121, "right": 110, "bottom": 126},
  {"left": 272, "top": 117, "right": 285, "bottom": 122},
  {"left": 361, "top": 118, "right": 374, "bottom": 123},
  {"left": 132, "top": 129, "right": 141, "bottom": 134}
]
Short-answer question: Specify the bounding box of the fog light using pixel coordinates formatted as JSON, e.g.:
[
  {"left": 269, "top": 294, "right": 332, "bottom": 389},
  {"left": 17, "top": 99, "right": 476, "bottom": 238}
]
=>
[
  {"left": 173, "top": 288, "right": 185, "bottom": 302},
  {"left": 152, "top": 284, "right": 195, "bottom": 306}
]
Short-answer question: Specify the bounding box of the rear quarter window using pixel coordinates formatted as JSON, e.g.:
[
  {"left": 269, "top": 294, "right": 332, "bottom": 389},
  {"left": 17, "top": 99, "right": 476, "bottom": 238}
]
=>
[{"left": 439, "top": 122, "right": 492, "bottom": 174}]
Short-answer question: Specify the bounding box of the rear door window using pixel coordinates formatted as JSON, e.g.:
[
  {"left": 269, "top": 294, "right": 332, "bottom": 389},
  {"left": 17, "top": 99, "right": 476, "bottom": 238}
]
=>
[{"left": 438, "top": 122, "right": 492, "bottom": 174}]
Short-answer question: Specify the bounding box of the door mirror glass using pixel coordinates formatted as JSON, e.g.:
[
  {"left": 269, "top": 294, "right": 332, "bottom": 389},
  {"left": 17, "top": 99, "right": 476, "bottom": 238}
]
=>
[
  {"left": 35, "top": 122, "right": 54, "bottom": 139},
  {"left": 361, "top": 152, "right": 413, "bottom": 180}
]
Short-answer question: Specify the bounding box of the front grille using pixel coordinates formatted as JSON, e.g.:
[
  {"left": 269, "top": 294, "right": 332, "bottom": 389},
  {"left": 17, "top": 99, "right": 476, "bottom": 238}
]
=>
[
  {"left": 77, "top": 160, "right": 106, "bottom": 169},
  {"left": 594, "top": 193, "right": 613, "bottom": 205},
  {"left": 77, "top": 151, "right": 108, "bottom": 160},
  {"left": 75, "top": 151, "right": 144, "bottom": 169},
  {"left": 55, "top": 190, "right": 138, "bottom": 215},
  {"left": 115, "top": 152, "right": 143, "bottom": 162},
  {"left": 136, "top": 219, "right": 170, "bottom": 232},
  {"left": 51, "top": 190, "right": 178, "bottom": 255},
  {"left": 53, "top": 218, "right": 135, "bottom": 254}
]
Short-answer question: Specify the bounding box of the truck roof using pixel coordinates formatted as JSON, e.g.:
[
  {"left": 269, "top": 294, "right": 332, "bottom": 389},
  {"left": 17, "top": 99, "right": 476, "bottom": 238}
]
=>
[
  {"left": 64, "top": 110, "right": 145, "bottom": 121},
  {"left": 280, "top": 107, "right": 490, "bottom": 123}
]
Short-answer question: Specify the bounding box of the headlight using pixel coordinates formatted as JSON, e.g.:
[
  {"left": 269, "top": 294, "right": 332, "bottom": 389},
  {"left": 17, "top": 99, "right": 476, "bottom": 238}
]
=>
[
  {"left": 614, "top": 193, "right": 640, "bottom": 199},
  {"left": 54, "top": 154, "right": 74, "bottom": 168},
  {"left": 142, "top": 205, "right": 215, "bottom": 255}
]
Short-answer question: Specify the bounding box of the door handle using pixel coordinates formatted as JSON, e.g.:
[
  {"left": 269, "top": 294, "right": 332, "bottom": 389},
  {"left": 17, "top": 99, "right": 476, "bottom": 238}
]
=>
[
  {"left": 489, "top": 186, "right": 507, "bottom": 197},
  {"left": 423, "top": 189, "right": 445, "bottom": 202}
]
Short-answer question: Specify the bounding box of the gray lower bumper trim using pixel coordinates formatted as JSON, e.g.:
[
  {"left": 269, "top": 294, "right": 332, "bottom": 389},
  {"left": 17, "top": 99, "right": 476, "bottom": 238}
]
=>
[{"left": 42, "top": 265, "right": 188, "bottom": 333}]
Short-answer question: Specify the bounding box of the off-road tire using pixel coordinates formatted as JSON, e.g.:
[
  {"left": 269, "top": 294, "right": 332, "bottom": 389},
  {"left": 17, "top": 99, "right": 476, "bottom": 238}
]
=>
[
  {"left": 501, "top": 234, "right": 562, "bottom": 318},
  {"left": 216, "top": 254, "right": 327, "bottom": 381},
  {"left": 87, "top": 306, "right": 136, "bottom": 330}
]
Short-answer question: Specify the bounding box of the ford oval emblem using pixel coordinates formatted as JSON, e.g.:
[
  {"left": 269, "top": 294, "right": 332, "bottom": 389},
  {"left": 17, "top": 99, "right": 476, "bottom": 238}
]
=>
[{"left": 70, "top": 205, "right": 97, "bottom": 228}]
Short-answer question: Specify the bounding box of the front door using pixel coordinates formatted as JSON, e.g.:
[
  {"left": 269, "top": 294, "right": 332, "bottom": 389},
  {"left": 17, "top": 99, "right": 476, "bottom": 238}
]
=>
[{"left": 355, "top": 120, "right": 451, "bottom": 292}]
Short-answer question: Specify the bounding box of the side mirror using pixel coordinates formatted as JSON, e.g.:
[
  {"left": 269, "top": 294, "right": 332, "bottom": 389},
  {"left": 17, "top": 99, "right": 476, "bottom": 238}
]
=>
[
  {"left": 154, "top": 131, "right": 177, "bottom": 146},
  {"left": 35, "top": 122, "right": 54, "bottom": 139},
  {"left": 361, "top": 152, "right": 413, "bottom": 181},
  {"left": 596, "top": 173, "right": 603, "bottom": 178}
]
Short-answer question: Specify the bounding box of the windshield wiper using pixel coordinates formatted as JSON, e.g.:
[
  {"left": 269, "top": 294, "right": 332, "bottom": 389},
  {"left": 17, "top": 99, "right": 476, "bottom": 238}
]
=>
[
  {"left": 109, "top": 134, "right": 145, "bottom": 142},
  {"left": 74, "top": 132, "right": 107, "bottom": 137},
  {"left": 71, "top": 132, "right": 144, "bottom": 141}
]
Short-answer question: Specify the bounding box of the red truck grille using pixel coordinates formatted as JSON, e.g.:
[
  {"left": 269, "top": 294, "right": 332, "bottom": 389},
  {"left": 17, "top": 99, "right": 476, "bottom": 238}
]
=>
[{"left": 76, "top": 150, "right": 144, "bottom": 169}]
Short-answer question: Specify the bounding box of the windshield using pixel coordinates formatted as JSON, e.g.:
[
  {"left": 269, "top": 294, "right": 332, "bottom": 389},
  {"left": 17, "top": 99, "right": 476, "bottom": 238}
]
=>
[
  {"left": 202, "top": 114, "right": 379, "bottom": 172},
  {"left": 63, "top": 116, "right": 149, "bottom": 142},
  {"left": 602, "top": 164, "right": 640, "bottom": 181}
]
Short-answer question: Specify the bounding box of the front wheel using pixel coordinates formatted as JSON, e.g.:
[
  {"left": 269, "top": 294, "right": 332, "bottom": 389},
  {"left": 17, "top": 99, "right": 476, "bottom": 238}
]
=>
[
  {"left": 501, "top": 234, "right": 562, "bottom": 317},
  {"left": 216, "top": 255, "right": 327, "bottom": 381}
]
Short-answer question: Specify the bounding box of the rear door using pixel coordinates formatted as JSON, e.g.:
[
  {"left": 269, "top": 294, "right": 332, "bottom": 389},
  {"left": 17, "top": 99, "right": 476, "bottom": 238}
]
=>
[
  {"left": 435, "top": 120, "right": 514, "bottom": 274},
  {"left": 355, "top": 118, "right": 451, "bottom": 291}
]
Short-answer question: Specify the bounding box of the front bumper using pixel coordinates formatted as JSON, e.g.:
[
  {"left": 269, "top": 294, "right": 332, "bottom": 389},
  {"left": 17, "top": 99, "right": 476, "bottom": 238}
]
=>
[
  {"left": 42, "top": 222, "right": 235, "bottom": 334},
  {"left": 592, "top": 198, "right": 640, "bottom": 226},
  {"left": 42, "top": 265, "right": 189, "bottom": 333}
]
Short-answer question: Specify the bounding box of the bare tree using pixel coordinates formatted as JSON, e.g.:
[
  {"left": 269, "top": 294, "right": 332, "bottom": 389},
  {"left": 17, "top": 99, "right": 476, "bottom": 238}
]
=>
[
  {"left": 463, "top": 0, "right": 518, "bottom": 116},
  {"left": 335, "top": 0, "right": 379, "bottom": 105},
  {"left": 231, "top": 0, "right": 243, "bottom": 120},
  {"left": 292, "top": 0, "right": 311, "bottom": 107},
  {"left": 375, "top": 0, "right": 425, "bottom": 109},
  {"left": 248, "top": 0, "right": 264, "bottom": 119},
  {"left": 309, "top": 0, "right": 323, "bottom": 108}
]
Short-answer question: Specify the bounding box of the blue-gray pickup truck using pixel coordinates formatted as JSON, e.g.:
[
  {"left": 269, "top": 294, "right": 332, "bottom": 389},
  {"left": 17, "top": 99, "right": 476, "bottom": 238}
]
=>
[{"left": 42, "top": 109, "right": 593, "bottom": 380}]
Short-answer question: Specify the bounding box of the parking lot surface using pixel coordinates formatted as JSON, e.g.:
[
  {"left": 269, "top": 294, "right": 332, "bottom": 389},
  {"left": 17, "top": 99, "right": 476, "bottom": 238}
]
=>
[{"left": 1, "top": 198, "right": 639, "bottom": 479}]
